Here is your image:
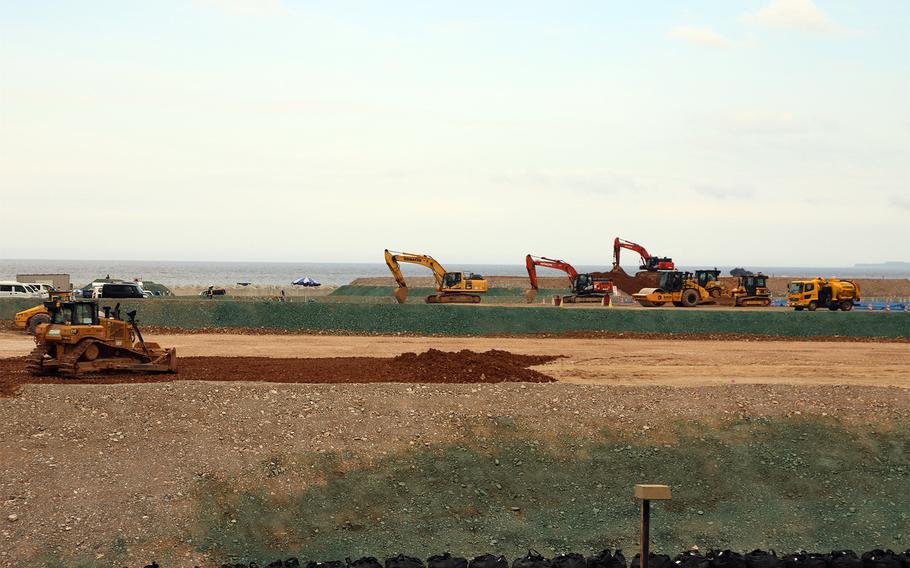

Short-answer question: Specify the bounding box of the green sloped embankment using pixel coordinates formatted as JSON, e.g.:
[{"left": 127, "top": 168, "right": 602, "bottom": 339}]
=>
[
  {"left": 327, "top": 285, "right": 570, "bottom": 304},
  {"left": 1, "top": 299, "right": 907, "bottom": 337}
]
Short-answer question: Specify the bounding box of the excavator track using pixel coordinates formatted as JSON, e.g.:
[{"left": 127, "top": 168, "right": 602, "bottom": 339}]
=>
[
  {"left": 427, "top": 293, "right": 482, "bottom": 304},
  {"left": 25, "top": 344, "right": 49, "bottom": 376}
]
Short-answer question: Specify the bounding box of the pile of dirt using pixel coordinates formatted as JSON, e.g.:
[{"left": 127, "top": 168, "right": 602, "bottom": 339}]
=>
[
  {"left": 597, "top": 266, "right": 662, "bottom": 295},
  {"left": 0, "top": 349, "right": 558, "bottom": 396}
]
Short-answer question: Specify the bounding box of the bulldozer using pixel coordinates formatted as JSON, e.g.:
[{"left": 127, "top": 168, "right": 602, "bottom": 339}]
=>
[
  {"left": 384, "top": 249, "right": 488, "bottom": 304},
  {"left": 632, "top": 270, "right": 712, "bottom": 307},
  {"left": 524, "top": 254, "right": 613, "bottom": 304},
  {"left": 26, "top": 300, "right": 177, "bottom": 378},
  {"left": 15, "top": 289, "right": 72, "bottom": 334},
  {"left": 731, "top": 272, "right": 772, "bottom": 307}
]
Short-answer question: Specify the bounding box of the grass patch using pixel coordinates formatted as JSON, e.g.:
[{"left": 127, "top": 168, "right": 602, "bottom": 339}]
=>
[{"left": 187, "top": 418, "right": 910, "bottom": 564}]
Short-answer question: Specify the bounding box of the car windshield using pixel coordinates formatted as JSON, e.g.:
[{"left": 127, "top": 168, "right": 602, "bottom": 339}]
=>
[{"left": 788, "top": 283, "right": 803, "bottom": 294}]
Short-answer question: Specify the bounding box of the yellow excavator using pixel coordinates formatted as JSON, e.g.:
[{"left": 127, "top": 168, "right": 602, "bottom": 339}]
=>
[{"left": 384, "top": 249, "right": 488, "bottom": 304}]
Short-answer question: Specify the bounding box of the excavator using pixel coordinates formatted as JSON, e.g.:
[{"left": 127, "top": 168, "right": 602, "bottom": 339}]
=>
[
  {"left": 524, "top": 255, "right": 614, "bottom": 304},
  {"left": 384, "top": 249, "right": 488, "bottom": 304},
  {"left": 613, "top": 238, "right": 675, "bottom": 271},
  {"left": 632, "top": 270, "right": 712, "bottom": 307},
  {"left": 26, "top": 300, "right": 177, "bottom": 378}
]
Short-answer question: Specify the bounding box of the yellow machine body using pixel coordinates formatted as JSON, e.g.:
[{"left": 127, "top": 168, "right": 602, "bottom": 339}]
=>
[
  {"left": 384, "top": 249, "right": 488, "bottom": 304},
  {"left": 787, "top": 278, "right": 859, "bottom": 311},
  {"left": 27, "top": 301, "right": 176, "bottom": 378},
  {"left": 15, "top": 291, "right": 73, "bottom": 334},
  {"left": 632, "top": 271, "right": 712, "bottom": 308}
]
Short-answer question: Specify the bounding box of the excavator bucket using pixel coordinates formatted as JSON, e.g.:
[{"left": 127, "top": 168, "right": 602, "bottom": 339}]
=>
[
  {"left": 525, "top": 289, "right": 538, "bottom": 304},
  {"left": 393, "top": 287, "right": 409, "bottom": 304}
]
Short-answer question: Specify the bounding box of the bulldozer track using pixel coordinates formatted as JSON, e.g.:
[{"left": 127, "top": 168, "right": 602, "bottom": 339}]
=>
[{"left": 24, "top": 344, "right": 48, "bottom": 376}]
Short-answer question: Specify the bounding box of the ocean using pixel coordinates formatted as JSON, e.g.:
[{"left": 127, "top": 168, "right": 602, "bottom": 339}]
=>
[{"left": 2, "top": 259, "right": 908, "bottom": 287}]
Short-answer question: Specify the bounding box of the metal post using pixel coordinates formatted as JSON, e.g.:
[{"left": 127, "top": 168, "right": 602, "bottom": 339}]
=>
[{"left": 640, "top": 499, "right": 650, "bottom": 568}]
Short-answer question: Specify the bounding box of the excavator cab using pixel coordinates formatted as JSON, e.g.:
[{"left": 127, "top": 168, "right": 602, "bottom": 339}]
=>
[{"left": 644, "top": 257, "right": 675, "bottom": 271}]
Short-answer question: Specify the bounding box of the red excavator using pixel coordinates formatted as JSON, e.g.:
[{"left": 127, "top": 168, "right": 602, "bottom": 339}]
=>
[
  {"left": 525, "top": 254, "right": 614, "bottom": 304},
  {"left": 613, "top": 238, "right": 675, "bottom": 271}
]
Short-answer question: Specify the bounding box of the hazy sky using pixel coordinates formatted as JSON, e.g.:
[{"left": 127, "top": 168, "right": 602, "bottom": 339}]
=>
[{"left": 1, "top": 0, "right": 908, "bottom": 266}]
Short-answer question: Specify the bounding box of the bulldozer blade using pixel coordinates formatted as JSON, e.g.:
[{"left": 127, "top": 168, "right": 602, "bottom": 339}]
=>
[
  {"left": 393, "top": 287, "right": 409, "bottom": 304},
  {"left": 525, "top": 289, "right": 538, "bottom": 304}
]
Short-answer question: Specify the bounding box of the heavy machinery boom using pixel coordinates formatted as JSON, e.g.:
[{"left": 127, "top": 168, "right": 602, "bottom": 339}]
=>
[
  {"left": 384, "top": 249, "right": 488, "bottom": 304},
  {"left": 525, "top": 254, "right": 613, "bottom": 305},
  {"left": 613, "top": 238, "right": 675, "bottom": 271}
]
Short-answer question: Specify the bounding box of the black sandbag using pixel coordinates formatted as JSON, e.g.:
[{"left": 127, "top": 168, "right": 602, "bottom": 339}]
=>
[
  {"left": 709, "top": 551, "right": 746, "bottom": 568},
  {"left": 285, "top": 560, "right": 301, "bottom": 568},
  {"left": 631, "top": 553, "right": 672, "bottom": 568},
  {"left": 806, "top": 554, "right": 830, "bottom": 568},
  {"left": 830, "top": 551, "right": 861, "bottom": 568},
  {"left": 589, "top": 550, "right": 627, "bottom": 568},
  {"left": 351, "top": 558, "right": 384, "bottom": 568},
  {"left": 514, "top": 550, "right": 552, "bottom": 568},
  {"left": 862, "top": 551, "right": 901, "bottom": 568},
  {"left": 267, "top": 561, "right": 284, "bottom": 568},
  {"left": 746, "top": 551, "right": 781, "bottom": 568},
  {"left": 899, "top": 551, "right": 910, "bottom": 568},
  {"left": 471, "top": 554, "right": 510, "bottom": 568},
  {"left": 387, "top": 555, "right": 426, "bottom": 568},
  {"left": 429, "top": 554, "right": 469, "bottom": 568},
  {"left": 674, "top": 551, "right": 709, "bottom": 568},
  {"left": 553, "top": 553, "right": 586, "bottom": 568}
]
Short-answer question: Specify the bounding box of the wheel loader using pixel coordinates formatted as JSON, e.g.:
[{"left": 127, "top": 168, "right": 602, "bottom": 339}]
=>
[
  {"left": 632, "top": 270, "right": 711, "bottom": 307},
  {"left": 26, "top": 300, "right": 177, "bottom": 378}
]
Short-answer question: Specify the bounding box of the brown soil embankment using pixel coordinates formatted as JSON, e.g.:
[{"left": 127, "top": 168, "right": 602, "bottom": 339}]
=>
[{"left": 0, "top": 349, "right": 557, "bottom": 396}]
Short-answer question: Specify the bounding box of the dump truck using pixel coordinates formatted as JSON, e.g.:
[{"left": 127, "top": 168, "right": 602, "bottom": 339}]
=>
[
  {"left": 787, "top": 278, "right": 859, "bottom": 311},
  {"left": 524, "top": 254, "right": 614, "bottom": 304},
  {"left": 26, "top": 300, "right": 177, "bottom": 378},
  {"left": 384, "top": 249, "right": 488, "bottom": 304},
  {"left": 632, "top": 270, "right": 712, "bottom": 307}
]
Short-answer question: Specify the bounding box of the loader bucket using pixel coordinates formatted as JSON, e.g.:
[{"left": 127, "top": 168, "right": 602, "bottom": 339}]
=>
[
  {"left": 393, "top": 287, "right": 409, "bottom": 304},
  {"left": 525, "top": 289, "right": 538, "bottom": 304}
]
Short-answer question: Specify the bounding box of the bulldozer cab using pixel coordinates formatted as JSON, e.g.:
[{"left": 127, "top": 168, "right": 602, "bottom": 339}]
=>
[
  {"left": 694, "top": 269, "right": 720, "bottom": 289},
  {"left": 742, "top": 274, "right": 767, "bottom": 293},
  {"left": 49, "top": 301, "right": 98, "bottom": 326}
]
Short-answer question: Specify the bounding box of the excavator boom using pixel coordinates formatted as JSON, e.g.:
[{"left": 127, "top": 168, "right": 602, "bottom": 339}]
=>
[
  {"left": 525, "top": 255, "right": 578, "bottom": 290},
  {"left": 613, "top": 237, "right": 675, "bottom": 271}
]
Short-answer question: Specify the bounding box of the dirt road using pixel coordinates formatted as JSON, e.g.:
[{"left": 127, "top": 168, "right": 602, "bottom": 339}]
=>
[{"left": 2, "top": 332, "right": 907, "bottom": 388}]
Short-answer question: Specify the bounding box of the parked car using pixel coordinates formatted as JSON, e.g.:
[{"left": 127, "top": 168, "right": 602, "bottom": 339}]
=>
[
  {"left": 21, "top": 283, "right": 52, "bottom": 298},
  {"left": 89, "top": 282, "right": 147, "bottom": 299},
  {"left": 0, "top": 281, "right": 42, "bottom": 298}
]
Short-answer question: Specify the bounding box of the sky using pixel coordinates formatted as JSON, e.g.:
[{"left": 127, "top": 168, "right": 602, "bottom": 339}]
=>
[{"left": 1, "top": 0, "right": 908, "bottom": 266}]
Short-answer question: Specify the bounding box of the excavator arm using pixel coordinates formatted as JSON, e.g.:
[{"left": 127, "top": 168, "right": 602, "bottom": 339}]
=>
[
  {"left": 613, "top": 237, "right": 675, "bottom": 271},
  {"left": 384, "top": 249, "right": 448, "bottom": 303},
  {"left": 525, "top": 254, "right": 579, "bottom": 303}
]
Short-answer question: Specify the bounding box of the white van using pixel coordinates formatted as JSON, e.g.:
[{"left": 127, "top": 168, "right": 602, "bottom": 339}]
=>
[
  {"left": 0, "top": 281, "right": 42, "bottom": 298},
  {"left": 21, "top": 283, "right": 52, "bottom": 298}
]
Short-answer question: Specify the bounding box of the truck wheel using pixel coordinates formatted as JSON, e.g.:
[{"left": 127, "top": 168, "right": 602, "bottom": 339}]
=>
[
  {"left": 28, "top": 313, "right": 51, "bottom": 335},
  {"left": 841, "top": 301, "right": 854, "bottom": 311},
  {"left": 681, "top": 289, "right": 699, "bottom": 307},
  {"left": 807, "top": 301, "right": 817, "bottom": 311}
]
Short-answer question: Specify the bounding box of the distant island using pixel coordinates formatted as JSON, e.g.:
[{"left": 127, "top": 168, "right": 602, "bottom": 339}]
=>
[{"left": 854, "top": 261, "right": 910, "bottom": 268}]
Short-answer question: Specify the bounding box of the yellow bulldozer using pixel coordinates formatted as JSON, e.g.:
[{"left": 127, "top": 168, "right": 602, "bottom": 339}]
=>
[
  {"left": 384, "top": 249, "right": 488, "bottom": 304},
  {"left": 26, "top": 300, "right": 177, "bottom": 378},
  {"left": 632, "top": 270, "right": 712, "bottom": 307}
]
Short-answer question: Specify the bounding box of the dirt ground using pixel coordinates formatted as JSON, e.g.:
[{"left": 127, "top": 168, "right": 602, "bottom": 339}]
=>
[
  {"left": 1, "top": 332, "right": 908, "bottom": 567},
  {"left": 2, "top": 332, "right": 907, "bottom": 388}
]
